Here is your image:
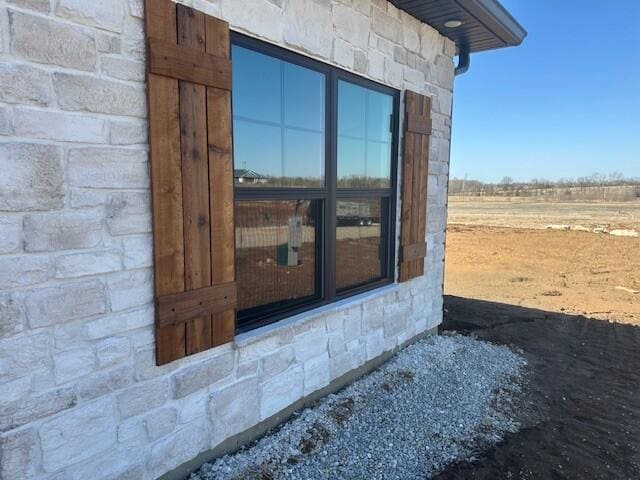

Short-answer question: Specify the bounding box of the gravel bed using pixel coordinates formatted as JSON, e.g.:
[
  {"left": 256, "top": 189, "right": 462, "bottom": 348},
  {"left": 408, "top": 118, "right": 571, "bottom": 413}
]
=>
[{"left": 190, "top": 333, "right": 528, "bottom": 480}]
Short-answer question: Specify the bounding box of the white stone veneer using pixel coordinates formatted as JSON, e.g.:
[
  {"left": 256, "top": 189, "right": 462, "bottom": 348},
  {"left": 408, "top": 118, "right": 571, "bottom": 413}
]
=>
[{"left": 0, "top": 0, "right": 454, "bottom": 478}]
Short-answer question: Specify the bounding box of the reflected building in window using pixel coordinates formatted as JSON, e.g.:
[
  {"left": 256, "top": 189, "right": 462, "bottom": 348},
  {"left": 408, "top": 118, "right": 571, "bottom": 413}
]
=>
[{"left": 234, "top": 169, "right": 268, "bottom": 185}]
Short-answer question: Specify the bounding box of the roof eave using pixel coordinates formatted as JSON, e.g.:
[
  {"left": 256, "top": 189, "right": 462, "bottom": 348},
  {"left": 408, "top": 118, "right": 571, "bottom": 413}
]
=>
[
  {"left": 455, "top": 0, "right": 527, "bottom": 50},
  {"left": 389, "top": 0, "right": 527, "bottom": 54}
]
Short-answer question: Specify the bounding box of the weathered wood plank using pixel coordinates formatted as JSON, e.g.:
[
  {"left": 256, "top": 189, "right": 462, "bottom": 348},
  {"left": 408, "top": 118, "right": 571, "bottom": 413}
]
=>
[
  {"left": 177, "top": 5, "right": 213, "bottom": 355},
  {"left": 148, "top": 38, "right": 231, "bottom": 90},
  {"left": 205, "top": 15, "right": 236, "bottom": 345},
  {"left": 145, "top": 0, "right": 186, "bottom": 364},
  {"left": 416, "top": 95, "right": 431, "bottom": 276},
  {"left": 157, "top": 283, "right": 237, "bottom": 328},
  {"left": 144, "top": 0, "right": 175, "bottom": 40},
  {"left": 399, "top": 91, "right": 431, "bottom": 282},
  {"left": 410, "top": 128, "right": 423, "bottom": 279},
  {"left": 399, "top": 128, "right": 415, "bottom": 282},
  {"left": 401, "top": 241, "right": 427, "bottom": 262},
  {"left": 406, "top": 113, "right": 432, "bottom": 135}
]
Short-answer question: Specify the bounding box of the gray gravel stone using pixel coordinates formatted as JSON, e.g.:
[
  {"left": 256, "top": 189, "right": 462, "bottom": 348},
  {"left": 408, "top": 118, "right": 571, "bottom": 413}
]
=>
[{"left": 190, "top": 334, "right": 527, "bottom": 480}]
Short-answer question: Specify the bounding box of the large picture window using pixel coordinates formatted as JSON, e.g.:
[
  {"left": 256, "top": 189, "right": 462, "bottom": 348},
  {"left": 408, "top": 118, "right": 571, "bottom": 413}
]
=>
[{"left": 232, "top": 34, "right": 399, "bottom": 332}]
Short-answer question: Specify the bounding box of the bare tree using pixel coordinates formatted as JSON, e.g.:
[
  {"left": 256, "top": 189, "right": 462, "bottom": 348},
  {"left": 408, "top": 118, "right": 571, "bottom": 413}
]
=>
[
  {"left": 447, "top": 172, "right": 639, "bottom": 200},
  {"left": 500, "top": 176, "right": 514, "bottom": 186},
  {"left": 609, "top": 172, "right": 624, "bottom": 183}
]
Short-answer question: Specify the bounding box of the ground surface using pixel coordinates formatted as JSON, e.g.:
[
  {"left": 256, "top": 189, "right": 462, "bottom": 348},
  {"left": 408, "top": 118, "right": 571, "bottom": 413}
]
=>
[
  {"left": 439, "top": 197, "right": 640, "bottom": 479},
  {"left": 436, "top": 297, "right": 640, "bottom": 480},
  {"left": 190, "top": 335, "right": 526, "bottom": 480},
  {"left": 445, "top": 224, "right": 640, "bottom": 325},
  {"left": 448, "top": 197, "right": 640, "bottom": 231}
]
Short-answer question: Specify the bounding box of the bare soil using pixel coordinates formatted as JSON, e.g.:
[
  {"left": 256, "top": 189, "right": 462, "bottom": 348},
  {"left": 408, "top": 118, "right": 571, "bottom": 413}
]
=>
[
  {"left": 438, "top": 198, "right": 640, "bottom": 479},
  {"left": 445, "top": 225, "right": 640, "bottom": 325},
  {"left": 436, "top": 297, "right": 640, "bottom": 480},
  {"left": 448, "top": 197, "right": 640, "bottom": 231}
]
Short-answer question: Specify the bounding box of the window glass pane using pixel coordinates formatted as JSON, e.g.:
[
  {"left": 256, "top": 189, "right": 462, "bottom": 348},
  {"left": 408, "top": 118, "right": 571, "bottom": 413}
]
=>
[
  {"left": 337, "top": 81, "right": 366, "bottom": 138},
  {"left": 235, "top": 200, "right": 318, "bottom": 313},
  {"left": 337, "top": 81, "right": 392, "bottom": 188},
  {"left": 366, "top": 141, "right": 392, "bottom": 187},
  {"left": 284, "top": 63, "right": 325, "bottom": 131},
  {"left": 337, "top": 137, "right": 365, "bottom": 187},
  {"left": 232, "top": 46, "right": 280, "bottom": 124},
  {"left": 284, "top": 129, "right": 324, "bottom": 186},
  {"left": 233, "top": 120, "right": 281, "bottom": 183},
  {"left": 232, "top": 45, "right": 325, "bottom": 188},
  {"left": 336, "top": 198, "right": 386, "bottom": 290},
  {"left": 367, "top": 90, "right": 393, "bottom": 142}
]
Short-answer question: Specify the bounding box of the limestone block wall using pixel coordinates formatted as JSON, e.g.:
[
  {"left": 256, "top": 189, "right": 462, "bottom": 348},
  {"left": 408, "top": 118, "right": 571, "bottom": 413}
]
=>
[{"left": 0, "top": 0, "right": 454, "bottom": 478}]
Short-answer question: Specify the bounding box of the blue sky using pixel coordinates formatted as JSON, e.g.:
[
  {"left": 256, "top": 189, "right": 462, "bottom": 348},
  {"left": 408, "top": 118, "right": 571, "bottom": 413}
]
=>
[{"left": 449, "top": 0, "right": 640, "bottom": 182}]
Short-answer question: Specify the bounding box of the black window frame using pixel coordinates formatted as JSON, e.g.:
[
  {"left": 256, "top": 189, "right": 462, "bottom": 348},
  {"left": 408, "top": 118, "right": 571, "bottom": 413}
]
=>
[{"left": 231, "top": 33, "right": 399, "bottom": 333}]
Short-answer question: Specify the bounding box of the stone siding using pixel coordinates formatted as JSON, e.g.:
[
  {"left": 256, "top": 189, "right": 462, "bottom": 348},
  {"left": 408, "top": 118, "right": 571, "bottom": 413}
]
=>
[{"left": 0, "top": 0, "right": 454, "bottom": 478}]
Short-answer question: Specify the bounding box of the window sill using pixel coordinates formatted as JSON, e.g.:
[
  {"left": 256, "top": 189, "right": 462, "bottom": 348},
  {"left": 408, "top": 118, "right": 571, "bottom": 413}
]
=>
[{"left": 234, "top": 282, "right": 401, "bottom": 349}]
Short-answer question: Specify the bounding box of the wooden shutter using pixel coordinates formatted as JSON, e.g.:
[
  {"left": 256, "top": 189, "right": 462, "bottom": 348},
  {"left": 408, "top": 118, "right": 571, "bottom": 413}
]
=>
[
  {"left": 399, "top": 90, "right": 432, "bottom": 282},
  {"left": 145, "top": 0, "right": 236, "bottom": 365}
]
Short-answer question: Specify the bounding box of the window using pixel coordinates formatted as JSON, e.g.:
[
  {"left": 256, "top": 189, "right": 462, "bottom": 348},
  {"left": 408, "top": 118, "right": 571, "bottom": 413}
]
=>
[{"left": 232, "top": 34, "right": 398, "bottom": 332}]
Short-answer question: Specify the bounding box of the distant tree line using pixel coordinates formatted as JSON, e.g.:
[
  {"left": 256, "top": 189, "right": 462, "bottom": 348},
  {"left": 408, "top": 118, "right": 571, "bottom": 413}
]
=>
[
  {"left": 235, "top": 174, "right": 389, "bottom": 189},
  {"left": 449, "top": 173, "right": 640, "bottom": 200}
]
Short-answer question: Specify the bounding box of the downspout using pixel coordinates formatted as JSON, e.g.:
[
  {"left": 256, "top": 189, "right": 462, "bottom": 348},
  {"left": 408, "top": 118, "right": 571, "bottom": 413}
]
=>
[{"left": 454, "top": 50, "right": 470, "bottom": 76}]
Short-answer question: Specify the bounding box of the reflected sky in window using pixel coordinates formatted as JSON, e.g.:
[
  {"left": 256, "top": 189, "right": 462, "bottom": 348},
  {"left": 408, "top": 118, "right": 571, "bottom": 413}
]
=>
[
  {"left": 232, "top": 46, "right": 325, "bottom": 187},
  {"left": 337, "top": 81, "right": 393, "bottom": 188}
]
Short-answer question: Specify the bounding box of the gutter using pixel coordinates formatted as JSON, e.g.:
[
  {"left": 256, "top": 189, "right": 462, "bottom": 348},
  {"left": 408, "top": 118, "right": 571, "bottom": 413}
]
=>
[{"left": 455, "top": 50, "right": 470, "bottom": 76}]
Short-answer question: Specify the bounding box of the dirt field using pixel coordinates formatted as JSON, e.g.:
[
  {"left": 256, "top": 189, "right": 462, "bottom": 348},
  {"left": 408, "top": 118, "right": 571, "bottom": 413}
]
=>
[
  {"left": 438, "top": 197, "right": 640, "bottom": 479},
  {"left": 445, "top": 225, "right": 640, "bottom": 325},
  {"left": 448, "top": 197, "right": 640, "bottom": 231},
  {"left": 446, "top": 197, "right": 640, "bottom": 326}
]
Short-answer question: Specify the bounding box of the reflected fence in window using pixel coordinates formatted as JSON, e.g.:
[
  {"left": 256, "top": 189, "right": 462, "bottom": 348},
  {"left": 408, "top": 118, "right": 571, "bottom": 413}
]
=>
[
  {"left": 336, "top": 198, "right": 387, "bottom": 291},
  {"left": 235, "top": 200, "right": 319, "bottom": 312}
]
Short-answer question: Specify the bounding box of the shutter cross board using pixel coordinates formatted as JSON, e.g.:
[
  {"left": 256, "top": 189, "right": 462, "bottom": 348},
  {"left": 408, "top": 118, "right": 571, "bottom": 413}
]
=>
[
  {"left": 148, "top": 38, "right": 231, "bottom": 90},
  {"left": 399, "top": 90, "right": 432, "bottom": 282},
  {"left": 145, "top": 0, "right": 237, "bottom": 365},
  {"left": 157, "top": 283, "right": 237, "bottom": 328}
]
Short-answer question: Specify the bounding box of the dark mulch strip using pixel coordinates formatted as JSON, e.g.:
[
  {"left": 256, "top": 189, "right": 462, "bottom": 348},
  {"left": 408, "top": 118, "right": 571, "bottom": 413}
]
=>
[{"left": 434, "top": 295, "right": 640, "bottom": 480}]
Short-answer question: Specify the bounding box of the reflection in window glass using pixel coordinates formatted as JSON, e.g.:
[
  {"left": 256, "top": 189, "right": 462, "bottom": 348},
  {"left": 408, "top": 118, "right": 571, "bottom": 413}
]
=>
[
  {"left": 233, "top": 120, "right": 281, "bottom": 184},
  {"left": 336, "top": 198, "right": 385, "bottom": 290},
  {"left": 365, "top": 141, "right": 391, "bottom": 182},
  {"left": 366, "top": 90, "right": 393, "bottom": 142},
  {"left": 235, "top": 200, "right": 318, "bottom": 312},
  {"left": 284, "top": 63, "right": 325, "bottom": 131},
  {"left": 337, "top": 81, "right": 393, "bottom": 188},
  {"left": 232, "top": 46, "right": 281, "bottom": 124},
  {"left": 232, "top": 45, "right": 325, "bottom": 187},
  {"left": 337, "top": 137, "right": 365, "bottom": 185},
  {"left": 284, "top": 129, "right": 324, "bottom": 185},
  {"left": 338, "top": 82, "right": 366, "bottom": 139}
]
